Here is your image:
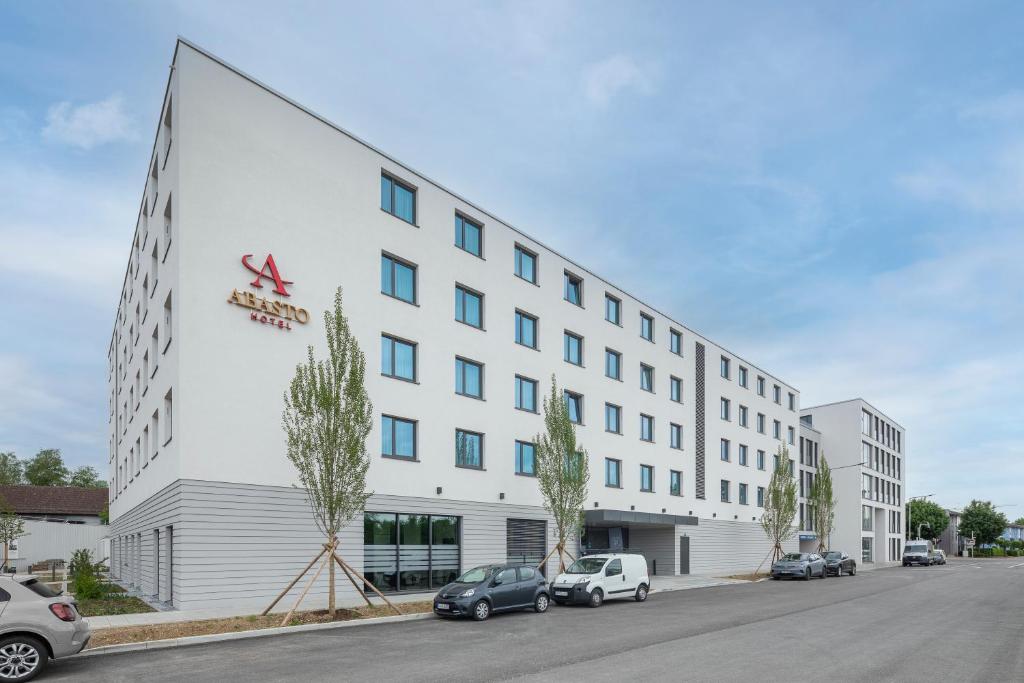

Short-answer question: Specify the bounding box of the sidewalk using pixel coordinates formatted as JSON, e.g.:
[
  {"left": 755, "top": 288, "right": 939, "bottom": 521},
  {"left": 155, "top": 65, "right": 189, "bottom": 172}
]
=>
[
  {"left": 84, "top": 590, "right": 434, "bottom": 629},
  {"left": 650, "top": 574, "right": 749, "bottom": 592}
]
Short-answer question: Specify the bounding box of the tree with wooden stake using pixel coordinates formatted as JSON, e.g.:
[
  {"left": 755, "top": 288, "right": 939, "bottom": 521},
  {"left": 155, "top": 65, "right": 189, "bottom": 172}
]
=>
[
  {"left": 0, "top": 504, "right": 25, "bottom": 571},
  {"left": 809, "top": 453, "right": 837, "bottom": 555},
  {"left": 262, "top": 288, "right": 399, "bottom": 625},
  {"left": 760, "top": 444, "right": 798, "bottom": 567},
  {"left": 534, "top": 375, "right": 590, "bottom": 575}
]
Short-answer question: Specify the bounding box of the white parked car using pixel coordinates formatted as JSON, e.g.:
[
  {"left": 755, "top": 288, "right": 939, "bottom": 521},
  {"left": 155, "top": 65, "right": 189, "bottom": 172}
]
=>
[
  {"left": 550, "top": 553, "right": 649, "bottom": 607},
  {"left": 0, "top": 575, "right": 91, "bottom": 681}
]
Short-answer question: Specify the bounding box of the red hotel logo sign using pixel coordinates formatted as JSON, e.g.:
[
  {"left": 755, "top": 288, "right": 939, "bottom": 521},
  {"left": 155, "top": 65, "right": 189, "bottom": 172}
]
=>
[{"left": 227, "top": 253, "right": 310, "bottom": 331}]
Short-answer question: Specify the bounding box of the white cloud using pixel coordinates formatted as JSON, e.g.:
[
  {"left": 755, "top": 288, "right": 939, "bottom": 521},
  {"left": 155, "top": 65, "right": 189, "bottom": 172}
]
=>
[
  {"left": 42, "top": 94, "right": 138, "bottom": 149},
  {"left": 582, "top": 54, "right": 656, "bottom": 106}
]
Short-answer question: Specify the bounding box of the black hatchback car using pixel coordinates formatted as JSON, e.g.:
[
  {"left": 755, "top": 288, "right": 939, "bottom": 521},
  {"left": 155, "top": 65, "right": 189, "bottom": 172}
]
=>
[
  {"left": 433, "top": 563, "right": 549, "bottom": 621},
  {"left": 823, "top": 551, "right": 857, "bottom": 576}
]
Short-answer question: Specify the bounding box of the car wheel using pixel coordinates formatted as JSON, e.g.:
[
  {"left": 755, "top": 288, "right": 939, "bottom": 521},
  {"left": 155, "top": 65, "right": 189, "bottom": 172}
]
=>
[
  {"left": 472, "top": 600, "right": 491, "bottom": 621},
  {"left": 836, "top": 565, "right": 842, "bottom": 577},
  {"left": 820, "top": 566, "right": 827, "bottom": 579},
  {"left": 588, "top": 588, "right": 604, "bottom": 608},
  {"left": 635, "top": 583, "right": 649, "bottom": 602},
  {"left": 534, "top": 594, "right": 549, "bottom": 613},
  {"left": 0, "top": 635, "right": 47, "bottom": 683},
  {"left": 804, "top": 568, "right": 811, "bottom": 581},
  {"left": 850, "top": 564, "right": 856, "bottom": 576}
]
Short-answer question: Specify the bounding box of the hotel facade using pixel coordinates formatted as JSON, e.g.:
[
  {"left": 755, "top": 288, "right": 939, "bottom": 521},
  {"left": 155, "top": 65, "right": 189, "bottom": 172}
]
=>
[{"left": 107, "top": 40, "right": 900, "bottom": 610}]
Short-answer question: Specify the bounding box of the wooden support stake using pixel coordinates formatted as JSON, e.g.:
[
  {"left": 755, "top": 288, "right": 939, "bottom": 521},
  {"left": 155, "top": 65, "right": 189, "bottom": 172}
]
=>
[
  {"left": 261, "top": 546, "right": 328, "bottom": 616},
  {"left": 536, "top": 546, "right": 557, "bottom": 571},
  {"left": 280, "top": 551, "right": 331, "bottom": 627},
  {"left": 333, "top": 553, "right": 374, "bottom": 608},
  {"left": 336, "top": 555, "right": 402, "bottom": 615}
]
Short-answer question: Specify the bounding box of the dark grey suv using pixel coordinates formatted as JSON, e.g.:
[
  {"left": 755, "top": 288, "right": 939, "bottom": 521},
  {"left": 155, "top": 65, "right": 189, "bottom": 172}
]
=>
[{"left": 433, "top": 563, "right": 549, "bottom": 621}]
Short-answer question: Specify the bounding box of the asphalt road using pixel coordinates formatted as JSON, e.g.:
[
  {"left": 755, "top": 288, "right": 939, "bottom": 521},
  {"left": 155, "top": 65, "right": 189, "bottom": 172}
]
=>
[{"left": 48, "top": 557, "right": 1024, "bottom": 682}]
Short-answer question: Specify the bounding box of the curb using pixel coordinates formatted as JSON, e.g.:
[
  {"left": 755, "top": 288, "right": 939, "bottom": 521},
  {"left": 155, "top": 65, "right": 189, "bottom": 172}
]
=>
[{"left": 74, "top": 611, "right": 436, "bottom": 658}]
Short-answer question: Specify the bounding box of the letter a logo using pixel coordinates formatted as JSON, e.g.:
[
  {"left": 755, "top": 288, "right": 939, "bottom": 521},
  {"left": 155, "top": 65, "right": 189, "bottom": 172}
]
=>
[{"left": 242, "top": 253, "right": 293, "bottom": 297}]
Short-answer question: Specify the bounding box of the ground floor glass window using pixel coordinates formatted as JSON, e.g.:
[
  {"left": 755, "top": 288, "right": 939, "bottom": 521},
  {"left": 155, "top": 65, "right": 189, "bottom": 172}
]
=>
[{"left": 364, "top": 512, "right": 460, "bottom": 593}]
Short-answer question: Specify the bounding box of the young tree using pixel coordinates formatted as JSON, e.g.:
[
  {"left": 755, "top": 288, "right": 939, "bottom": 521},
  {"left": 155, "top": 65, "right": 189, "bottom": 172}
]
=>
[
  {"left": 1014, "top": 517, "right": 1024, "bottom": 527},
  {"left": 264, "top": 288, "right": 396, "bottom": 623},
  {"left": 959, "top": 500, "right": 1008, "bottom": 546},
  {"left": 68, "top": 466, "right": 104, "bottom": 488},
  {"left": 905, "top": 499, "right": 949, "bottom": 541},
  {"left": 0, "top": 504, "right": 26, "bottom": 570},
  {"left": 23, "top": 449, "right": 68, "bottom": 486},
  {"left": 809, "top": 453, "right": 837, "bottom": 554},
  {"left": 761, "top": 444, "right": 798, "bottom": 564},
  {"left": 534, "top": 376, "right": 590, "bottom": 574},
  {"left": 0, "top": 453, "right": 22, "bottom": 485}
]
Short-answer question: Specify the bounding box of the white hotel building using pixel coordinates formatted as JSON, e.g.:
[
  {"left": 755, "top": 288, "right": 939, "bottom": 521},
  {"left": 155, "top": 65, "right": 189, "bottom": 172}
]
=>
[{"left": 107, "top": 40, "right": 896, "bottom": 611}]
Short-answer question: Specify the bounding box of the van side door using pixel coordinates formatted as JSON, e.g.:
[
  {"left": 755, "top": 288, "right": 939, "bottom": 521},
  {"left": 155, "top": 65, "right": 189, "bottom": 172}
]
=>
[{"left": 604, "top": 559, "right": 630, "bottom": 598}]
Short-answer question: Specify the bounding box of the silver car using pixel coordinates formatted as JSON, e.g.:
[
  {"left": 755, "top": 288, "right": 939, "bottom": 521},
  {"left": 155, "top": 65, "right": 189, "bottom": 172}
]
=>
[
  {"left": 0, "top": 575, "right": 91, "bottom": 682},
  {"left": 770, "top": 552, "right": 827, "bottom": 580}
]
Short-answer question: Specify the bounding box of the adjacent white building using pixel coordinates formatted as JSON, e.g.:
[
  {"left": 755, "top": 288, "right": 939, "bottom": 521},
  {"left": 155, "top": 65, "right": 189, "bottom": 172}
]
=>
[{"left": 107, "top": 39, "right": 898, "bottom": 611}]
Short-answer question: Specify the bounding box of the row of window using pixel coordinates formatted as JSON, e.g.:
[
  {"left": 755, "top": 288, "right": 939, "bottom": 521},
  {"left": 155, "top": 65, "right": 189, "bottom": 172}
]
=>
[
  {"left": 861, "top": 441, "right": 902, "bottom": 480},
  {"left": 719, "top": 356, "right": 795, "bottom": 410},
  {"left": 719, "top": 440, "right": 771, "bottom": 471},
  {"left": 862, "top": 473, "right": 902, "bottom": 506},
  {"left": 720, "top": 398, "right": 795, "bottom": 443},
  {"left": 113, "top": 390, "right": 173, "bottom": 499},
  {"left": 861, "top": 408, "right": 902, "bottom": 453}
]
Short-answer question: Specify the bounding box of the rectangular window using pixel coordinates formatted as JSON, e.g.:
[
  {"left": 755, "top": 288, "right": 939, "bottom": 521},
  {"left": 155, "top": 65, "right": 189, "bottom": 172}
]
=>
[
  {"left": 151, "top": 411, "right": 159, "bottom": 458},
  {"left": 757, "top": 486, "right": 765, "bottom": 507},
  {"left": 455, "top": 285, "right": 483, "bottom": 328},
  {"left": 670, "top": 329, "right": 682, "bottom": 355},
  {"left": 564, "top": 271, "right": 583, "bottom": 306},
  {"left": 773, "top": 420, "right": 781, "bottom": 440},
  {"left": 720, "top": 438, "right": 730, "bottom": 462},
  {"left": 773, "top": 384, "right": 781, "bottom": 404},
  {"left": 564, "top": 391, "right": 583, "bottom": 424},
  {"left": 720, "top": 356, "right": 731, "bottom": 379},
  {"left": 640, "top": 364, "right": 654, "bottom": 392},
  {"left": 380, "top": 254, "right": 416, "bottom": 304},
  {"left": 605, "top": 403, "right": 621, "bottom": 434},
  {"left": 757, "top": 376, "right": 765, "bottom": 396},
  {"left": 720, "top": 397, "right": 730, "bottom": 421},
  {"left": 162, "top": 292, "right": 172, "bottom": 351},
  {"left": 670, "top": 376, "right": 682, "bottom": 403},
  {"left": 739, "top": 444, "right": 748, "bottom": 466},
  {"left": 514, "top": 245, "right": 537, "bottom": 284},
  {"left": 381, "top": 173, "right": 415, "bottom": 224},
  {"left": 455, "top": 429, "right": 483, "bottom": 469},
  {"left": 670, "top": 423, "right": 682, "bottom": 450},
  {"left": 514, "top": 310, "right": 537, "bottom": 349},
  {"left": 454, "top": 214, "right": 482, "bottom": 257},
  {"left": 757, "top": 450, "right": 766, "bottom": 470},
  {"left": 640, "top": 465, "right": 654, "bottom": 492},
  {"left": 640, "top": 414, "right": 654, "bottom": 442},
  {"left": 382, "top": 416, "right": 417, "bottom": 459},
  {"left": 605, "top": 348, "right": 622, "bottom": 380},
  {"left": 670, "top": 470, "right": 682, "bottom": 496},
  {"left": 720, "top": 479, "right": 730, "bottom": 503},
  {"left": 788, "top": 392, "right": 796, "bottom": 411},
  {"left": 605, "top": 458, "right": 622, "bottom": 488},
  {"left": 381, "top": 335, "right": 416, "bottom": 381},
  {"left": 739, "top": 483, "right": 748, "bottom": 505},
  {"left": 515, "top": 375, "right": 538, "bottom": 412},
  {"left": 862, "top": 505, "right": 873, "bottom": 531},
  {"left": 738, "top": 405, "right": 748, "bottom": 427},
  {"left": 515, "top": 441, "right": 535, "bottom": 476},
  {"left": 455, "top": 357, "right": 483, "bottom": 399},
  {"left": 605, "top": 294, "right": 621, "bottom": 325},
  {"left": 757, "top": 413, "right": 765, "bottom": 433},
  {"left": 163, "top": 390, "right": 173, "bottom": 444},
  {"left": 564, "top": 331, "right": 583, "bottom": 366},
  {"left": 787, "top": 426, "right": 796, "bottom": 445},
  {"left": 738, "top": 366, "right": 748, "bottom": 388},
  {"left": 640, "top": 313, "right": 654, "bottom": 342}
]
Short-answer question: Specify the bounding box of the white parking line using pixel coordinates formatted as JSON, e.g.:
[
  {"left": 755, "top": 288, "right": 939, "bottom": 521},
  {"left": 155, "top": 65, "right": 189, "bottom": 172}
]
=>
[{"left": 1009, "top": 562, "right": 1024, "bottom": 569}]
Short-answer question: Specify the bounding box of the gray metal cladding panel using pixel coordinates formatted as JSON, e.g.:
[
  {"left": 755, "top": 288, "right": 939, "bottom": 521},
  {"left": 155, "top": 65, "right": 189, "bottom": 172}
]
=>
[{"left": 695, "top": 342, "right": 706, "bottom": 499}]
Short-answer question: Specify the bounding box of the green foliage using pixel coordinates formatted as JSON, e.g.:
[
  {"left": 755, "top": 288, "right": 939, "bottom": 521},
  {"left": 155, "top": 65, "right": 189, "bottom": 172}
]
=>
[
  {"left": 0, "top": 505, "right": 25, "bottom": 568},
  {"left": 99, "top": 503, "right": 109, "bottom": 525},
  {"left": 69, "top": 548, "right": 107, "bottom": 599},
  {"left": 906, "top": 499, "right": 949, "bottom": 541},
  {"left": 959, "top": 500, "right": 1008, "bottom": 546},
  {"left": 0, "top": 453, "right": 23, "bottom": 485},
  {"left": 1014, "top": 517, "right": 1024, "bottom": 527},
  {"left": 23, "top": 449, "right": 70, "bottom": 486},
  {"left": 761, "top": 444, "right": 798, "bottom": 563},
  {"left": 809, "top": 453, "right": 837, "bottom": 554},
  {"left": 68, "top": 466, "right": 105, "bottom": 488},
  {"left": 534, "top": 375, "right": 590, "bottom": 572}
]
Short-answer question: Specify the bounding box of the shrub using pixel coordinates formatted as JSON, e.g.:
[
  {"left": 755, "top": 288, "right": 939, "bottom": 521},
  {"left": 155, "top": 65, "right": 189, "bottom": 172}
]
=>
[{"left": 69, "top": 548, "right": 108, "bottom": 599}]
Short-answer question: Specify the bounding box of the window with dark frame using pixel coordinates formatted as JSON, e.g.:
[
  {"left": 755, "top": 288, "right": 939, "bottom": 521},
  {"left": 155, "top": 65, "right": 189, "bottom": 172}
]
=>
[
  {"left": 454, "top": 214, "right": 483, "bottom": 257},
  {"left": 381, "top": 173, "right": 416, "bottom": 224}
]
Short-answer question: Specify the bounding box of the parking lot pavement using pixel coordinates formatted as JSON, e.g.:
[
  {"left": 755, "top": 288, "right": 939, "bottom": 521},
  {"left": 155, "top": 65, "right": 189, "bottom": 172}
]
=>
[{"left": 49, "top": 558, "right": 1024, "bottom": 682}]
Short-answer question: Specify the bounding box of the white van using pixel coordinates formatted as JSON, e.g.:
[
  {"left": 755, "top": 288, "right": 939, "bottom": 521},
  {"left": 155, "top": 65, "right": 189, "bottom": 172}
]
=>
[
  {"left": 903, "top": 539, "right": 934, "bottom": 566},
  {"left": 550, "top": 553, "right": 650, "bottom": 607}
]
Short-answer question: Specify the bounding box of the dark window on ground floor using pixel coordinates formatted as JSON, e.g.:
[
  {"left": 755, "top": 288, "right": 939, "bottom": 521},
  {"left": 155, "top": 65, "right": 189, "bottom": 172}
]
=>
[{"left": 363, "top": 512, "right": 460, "bottom": 593}]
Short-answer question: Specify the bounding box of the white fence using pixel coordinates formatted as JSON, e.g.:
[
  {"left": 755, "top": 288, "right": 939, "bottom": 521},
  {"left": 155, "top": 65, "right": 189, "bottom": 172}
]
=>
[{"left": 9, "top": 520, "right": 108, "bottom": 571}]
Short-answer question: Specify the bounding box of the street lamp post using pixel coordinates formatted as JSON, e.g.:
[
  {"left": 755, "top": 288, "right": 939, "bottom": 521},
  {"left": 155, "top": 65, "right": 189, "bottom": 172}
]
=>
[{"left": 907, "top": 494, "right": 934, "bottom": 544}]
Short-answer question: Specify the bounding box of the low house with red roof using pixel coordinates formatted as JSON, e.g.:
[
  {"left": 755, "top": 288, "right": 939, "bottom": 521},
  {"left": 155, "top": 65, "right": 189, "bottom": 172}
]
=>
[{"left": 0, "top": 485, "right": 108, "bottom": 525}]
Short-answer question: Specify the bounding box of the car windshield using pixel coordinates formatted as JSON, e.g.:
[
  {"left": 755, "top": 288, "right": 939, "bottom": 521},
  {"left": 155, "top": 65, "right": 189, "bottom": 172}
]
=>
[
  {"left": 566, "top": 557, "right": 607, "bottom": 574},
  {"left": 780, "top": 554, "right": 807, "bottom": 561},
  {"left": 455, "top": 566, "right": 498, "bottom": 583},
  {"left": 905, "top": 545, "right": 927, "bottom": 554},
  {"left": 21, "top": 578, "right": 62, "bottom": 598},
  {"left": 824, "top": 552, "right": 842, "bottom": 559}
]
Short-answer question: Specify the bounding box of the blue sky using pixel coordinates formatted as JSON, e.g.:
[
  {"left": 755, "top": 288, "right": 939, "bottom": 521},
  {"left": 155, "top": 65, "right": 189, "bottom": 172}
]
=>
[{"left": 1, "top": 1, "right": 1021, "bottom": 512}]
